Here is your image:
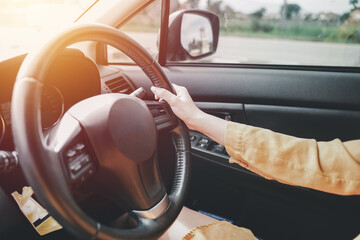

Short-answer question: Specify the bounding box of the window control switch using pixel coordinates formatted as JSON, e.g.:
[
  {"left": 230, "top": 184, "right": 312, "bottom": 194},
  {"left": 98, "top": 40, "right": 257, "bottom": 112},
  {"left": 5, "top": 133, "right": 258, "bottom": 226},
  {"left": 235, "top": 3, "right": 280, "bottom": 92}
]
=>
[
  {"left": 198, "top": 138, "right": 210, "bottom": 144},
  {"left": 197, "top": 143, "right": 208, "bottom": 149}
]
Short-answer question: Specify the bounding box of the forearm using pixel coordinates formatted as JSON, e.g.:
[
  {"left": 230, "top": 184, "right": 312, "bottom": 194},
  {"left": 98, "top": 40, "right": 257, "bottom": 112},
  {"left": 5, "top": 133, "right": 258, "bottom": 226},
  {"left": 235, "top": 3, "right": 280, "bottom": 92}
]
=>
[
  {"left": 186, "top": 110, "right": 228, "bottom": 146},
  {"left": 226, "top": 122, "right": 360, "bottom": 195}
]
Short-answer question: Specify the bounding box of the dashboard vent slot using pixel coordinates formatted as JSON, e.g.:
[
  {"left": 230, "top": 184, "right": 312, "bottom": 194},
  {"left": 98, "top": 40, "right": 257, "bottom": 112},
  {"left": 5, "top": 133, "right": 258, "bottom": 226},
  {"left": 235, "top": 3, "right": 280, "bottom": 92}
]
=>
[{"left": 105, "top": 77, "right": 133, "bottom": 94}]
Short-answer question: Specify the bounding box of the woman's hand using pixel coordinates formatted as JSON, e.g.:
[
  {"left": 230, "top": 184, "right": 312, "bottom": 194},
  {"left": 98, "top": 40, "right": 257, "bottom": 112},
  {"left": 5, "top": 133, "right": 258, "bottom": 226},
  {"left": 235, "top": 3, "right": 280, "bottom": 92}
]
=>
[
  {"left": 151, "top": 84, "right": 227, "bottom": 146},
  {"left": 151, "top": 84, "right": 204, "bottom": 130}
]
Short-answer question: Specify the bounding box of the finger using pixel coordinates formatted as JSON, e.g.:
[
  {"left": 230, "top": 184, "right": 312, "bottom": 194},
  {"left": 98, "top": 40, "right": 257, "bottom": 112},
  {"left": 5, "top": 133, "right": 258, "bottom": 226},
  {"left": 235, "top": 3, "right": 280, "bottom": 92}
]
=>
[
  {"left": 153, "top": 87, "right": 175, "bottom": 103},
  {"left": 151, "top": 86, "right": 177, "bottom": 104},
  {"left": 150, "top": 87, "right": 160, "bottom": 100}
]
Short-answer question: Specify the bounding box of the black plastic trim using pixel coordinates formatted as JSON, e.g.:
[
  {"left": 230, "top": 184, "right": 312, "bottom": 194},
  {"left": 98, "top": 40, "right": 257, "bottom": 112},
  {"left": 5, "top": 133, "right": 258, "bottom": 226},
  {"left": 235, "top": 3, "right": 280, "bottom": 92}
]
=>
[
  {"left": 158, "top": 0, "right": 170, "bottom": 66},
  {"left": 164, "top": 62, "right": 360, "bottom": 73}
]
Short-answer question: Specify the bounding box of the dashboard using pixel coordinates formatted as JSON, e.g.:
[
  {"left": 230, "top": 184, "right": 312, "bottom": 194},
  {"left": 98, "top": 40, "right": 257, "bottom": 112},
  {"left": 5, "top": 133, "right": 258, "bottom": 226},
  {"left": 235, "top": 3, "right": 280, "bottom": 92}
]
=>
[{"left": 0, "top": 48, "right": 102, "bottom": 151}]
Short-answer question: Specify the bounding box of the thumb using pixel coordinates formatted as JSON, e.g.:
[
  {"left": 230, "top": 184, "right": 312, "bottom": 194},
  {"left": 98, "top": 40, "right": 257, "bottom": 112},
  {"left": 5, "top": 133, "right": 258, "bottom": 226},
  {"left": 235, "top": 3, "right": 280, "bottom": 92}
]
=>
[{"left": 151, "top": 86, "right": 176, "bottom": 104}]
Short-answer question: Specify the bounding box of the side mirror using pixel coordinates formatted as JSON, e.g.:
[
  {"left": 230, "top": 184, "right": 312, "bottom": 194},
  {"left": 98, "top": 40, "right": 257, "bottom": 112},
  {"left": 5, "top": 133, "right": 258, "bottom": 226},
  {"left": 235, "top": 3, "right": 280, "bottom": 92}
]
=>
[{"left": 167, "top": 10, "right": 219, "bottom": 61}]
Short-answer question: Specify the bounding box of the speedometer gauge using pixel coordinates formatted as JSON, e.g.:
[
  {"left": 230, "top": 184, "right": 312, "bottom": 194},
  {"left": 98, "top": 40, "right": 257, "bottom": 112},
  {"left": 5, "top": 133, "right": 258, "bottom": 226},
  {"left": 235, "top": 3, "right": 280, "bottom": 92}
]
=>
[{"left": 41, "top": 85, "right": 64, "bottom": 129}]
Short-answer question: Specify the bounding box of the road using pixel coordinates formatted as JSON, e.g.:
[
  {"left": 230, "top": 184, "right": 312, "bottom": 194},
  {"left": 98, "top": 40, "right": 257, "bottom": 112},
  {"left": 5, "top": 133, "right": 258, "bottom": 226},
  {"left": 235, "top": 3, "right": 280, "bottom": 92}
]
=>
[
  {"left": 213, "top": 36, "right": 360, "bottom": 66},
  {"left": 1, "top": 28, "right": 360, "bottom": 67}
]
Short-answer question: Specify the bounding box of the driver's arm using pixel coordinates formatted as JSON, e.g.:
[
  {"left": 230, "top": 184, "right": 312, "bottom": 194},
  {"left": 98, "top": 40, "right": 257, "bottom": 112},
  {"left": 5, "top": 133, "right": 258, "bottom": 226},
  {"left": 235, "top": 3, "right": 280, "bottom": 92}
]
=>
[{"left": 151, "top": 85, "right": 360, "bottom": 196}]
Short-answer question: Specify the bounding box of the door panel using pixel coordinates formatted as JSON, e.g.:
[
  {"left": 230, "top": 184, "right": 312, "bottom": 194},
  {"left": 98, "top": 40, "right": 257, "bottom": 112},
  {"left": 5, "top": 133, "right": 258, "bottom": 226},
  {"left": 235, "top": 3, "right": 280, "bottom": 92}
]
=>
[
  {"left": 244, "top": 104, "right": 360, "bottom": 141},
  {"left": 111, "top": 64, "right": 360, "bottom": 240},
  {"left": 163, "top": 66, "right": 360, "bottom": 111},
  {"left": 161, "top": 66, "right": 360, "bottom": 141}
]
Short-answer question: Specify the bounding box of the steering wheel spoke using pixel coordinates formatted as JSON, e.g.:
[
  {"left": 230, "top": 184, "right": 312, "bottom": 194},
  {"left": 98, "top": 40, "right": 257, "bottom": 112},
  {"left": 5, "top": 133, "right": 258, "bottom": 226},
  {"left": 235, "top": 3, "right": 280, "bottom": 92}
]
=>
[
  {"left": 61, "top": 135, "right": 97, "bottom": 187},
  {"left": 46, "top": 113, "right": 97, "bottom": 187},
  {"left": 146, "top": 100, "right": 178, "bottom": 132}
]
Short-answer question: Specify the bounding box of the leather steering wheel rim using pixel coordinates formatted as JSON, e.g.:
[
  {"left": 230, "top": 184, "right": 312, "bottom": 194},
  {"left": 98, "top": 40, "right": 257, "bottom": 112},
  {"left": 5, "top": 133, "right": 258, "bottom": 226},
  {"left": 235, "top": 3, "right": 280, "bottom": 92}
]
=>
[{"left": 11, "top": 23, "right": 190, "bottom": 239}]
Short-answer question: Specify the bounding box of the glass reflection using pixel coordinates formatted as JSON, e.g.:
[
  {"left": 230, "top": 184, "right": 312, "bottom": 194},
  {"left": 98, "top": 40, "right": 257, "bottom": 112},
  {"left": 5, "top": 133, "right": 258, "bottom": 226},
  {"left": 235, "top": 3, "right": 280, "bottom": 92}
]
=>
[{"left": 181, "top": 13, "right": 213, "bottom": 57}]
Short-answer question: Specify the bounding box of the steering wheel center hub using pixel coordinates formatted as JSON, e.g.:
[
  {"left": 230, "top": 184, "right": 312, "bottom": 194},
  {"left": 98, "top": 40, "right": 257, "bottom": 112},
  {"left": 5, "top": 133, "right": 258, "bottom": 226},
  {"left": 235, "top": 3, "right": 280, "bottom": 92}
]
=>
[{"left": 108, "top": 97, "right": 156, "bottom": 162}]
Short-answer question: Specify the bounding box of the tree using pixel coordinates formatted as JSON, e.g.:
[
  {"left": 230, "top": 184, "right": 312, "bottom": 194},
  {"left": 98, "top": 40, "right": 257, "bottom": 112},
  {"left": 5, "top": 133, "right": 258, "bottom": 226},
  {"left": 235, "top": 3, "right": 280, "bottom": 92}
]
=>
[
  {"left": 350, "top": 0, "right": 358, "bottom": 10},
  {"left": 207, "top": 0, "right": 222, "bottom": 16},
  {"left": 340, "top": 12, "right": 350, "bottom": 22},
  {"left": 250, "top": 7, "right": 266, "bottom": 19},
  {"left": 224, "top": 5, "right": 236, "bottom": 18},
  {"left": 187, "top": 0, "right": 200, "bottom": 9},
  {"left": 280, "top": 3, "right": 301, "bottom": 20}
]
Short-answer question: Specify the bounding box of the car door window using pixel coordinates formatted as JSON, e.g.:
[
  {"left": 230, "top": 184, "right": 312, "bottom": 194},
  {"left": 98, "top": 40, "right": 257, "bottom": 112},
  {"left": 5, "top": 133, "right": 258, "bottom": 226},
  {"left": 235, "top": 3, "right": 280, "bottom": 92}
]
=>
[{"left": 169, "top": 0, "right": 360, "bottom": 67}]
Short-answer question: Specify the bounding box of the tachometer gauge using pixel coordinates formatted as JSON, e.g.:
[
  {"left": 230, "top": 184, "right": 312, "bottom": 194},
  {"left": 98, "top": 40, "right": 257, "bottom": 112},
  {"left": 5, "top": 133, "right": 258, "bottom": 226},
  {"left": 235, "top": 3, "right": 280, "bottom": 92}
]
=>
[
  {"left": 41, "top": 85, "right": 64, "bottom": 129},
  {"left": 0, "top": 114, "right": 5, "bottom": 145}
]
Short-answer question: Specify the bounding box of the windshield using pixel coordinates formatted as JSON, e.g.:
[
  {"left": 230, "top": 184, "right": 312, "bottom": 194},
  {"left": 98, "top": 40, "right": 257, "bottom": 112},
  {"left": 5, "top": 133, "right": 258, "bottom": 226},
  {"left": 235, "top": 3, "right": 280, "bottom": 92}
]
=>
[{"left": 0, "top": 0, "right": 96, "bottom": 61}]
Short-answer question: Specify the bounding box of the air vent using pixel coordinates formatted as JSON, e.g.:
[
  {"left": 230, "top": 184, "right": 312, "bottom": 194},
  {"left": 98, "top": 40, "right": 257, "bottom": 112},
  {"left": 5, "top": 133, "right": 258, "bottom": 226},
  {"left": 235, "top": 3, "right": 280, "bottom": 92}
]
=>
[{"left": 105, "top": 76, "right": 133, "bottom": 94}]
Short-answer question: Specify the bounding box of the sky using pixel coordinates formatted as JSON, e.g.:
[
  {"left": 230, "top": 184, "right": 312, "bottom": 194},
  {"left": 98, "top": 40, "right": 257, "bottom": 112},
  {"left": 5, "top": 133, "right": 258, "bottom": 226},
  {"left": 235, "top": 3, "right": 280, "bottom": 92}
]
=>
[{"left": 198, "top": 0, "right": 354, "bottom": 15}]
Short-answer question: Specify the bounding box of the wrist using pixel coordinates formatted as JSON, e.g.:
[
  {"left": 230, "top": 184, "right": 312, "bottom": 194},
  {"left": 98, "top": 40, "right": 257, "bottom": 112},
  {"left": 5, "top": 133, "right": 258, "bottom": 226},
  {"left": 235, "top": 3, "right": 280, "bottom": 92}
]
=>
[{"left": 185, "top": 109, "right": 206, "bottom": 130}]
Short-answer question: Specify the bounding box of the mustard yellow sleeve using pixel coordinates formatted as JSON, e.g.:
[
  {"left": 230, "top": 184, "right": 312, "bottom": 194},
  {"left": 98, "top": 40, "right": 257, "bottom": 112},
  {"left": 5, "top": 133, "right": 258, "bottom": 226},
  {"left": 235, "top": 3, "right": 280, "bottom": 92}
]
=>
[{"left": 225, "top": 122, "right": 360, "bottom": 195}]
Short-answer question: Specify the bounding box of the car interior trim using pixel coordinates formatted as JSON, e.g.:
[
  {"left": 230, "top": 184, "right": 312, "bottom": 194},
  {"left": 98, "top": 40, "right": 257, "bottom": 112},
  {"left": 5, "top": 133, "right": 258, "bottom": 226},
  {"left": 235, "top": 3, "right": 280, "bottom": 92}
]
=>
[
  {"left": 157, "top": 0, "right": 170, "bottom": 66},
  {"left": 0, "top": 115, "right": 5, "bottom": 144},
  {"left": 164, "top": 62, "right": 360, "bottom": 73}
]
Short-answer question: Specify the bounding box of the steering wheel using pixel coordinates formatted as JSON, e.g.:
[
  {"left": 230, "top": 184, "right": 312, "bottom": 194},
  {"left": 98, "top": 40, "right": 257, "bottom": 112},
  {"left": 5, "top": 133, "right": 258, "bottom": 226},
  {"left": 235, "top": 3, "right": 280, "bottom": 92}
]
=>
[{"left": 11, "top": 23, "right": 190, "bottom": 239}]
